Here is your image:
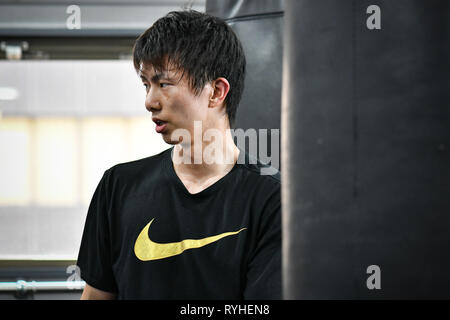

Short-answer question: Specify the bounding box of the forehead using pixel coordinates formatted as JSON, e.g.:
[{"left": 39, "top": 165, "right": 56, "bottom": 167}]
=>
[{"left": 138, "top": 61, "right": 184, "bottom": 80}]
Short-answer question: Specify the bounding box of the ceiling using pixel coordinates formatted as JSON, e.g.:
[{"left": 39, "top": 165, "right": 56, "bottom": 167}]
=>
[
  {"left": 0, "top": 0, "right": 205, "bottom": 59},
  {"left": 0, "top": 0, "right": 205, "bottom": 37}
]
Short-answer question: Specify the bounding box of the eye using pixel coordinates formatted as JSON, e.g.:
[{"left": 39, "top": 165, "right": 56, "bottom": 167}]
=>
[
  {"left": 160, "top": 82, "right": 170, "bottom": 88},
  {"left": 143, "top": 83, "right": 149, "bottom": 90}
]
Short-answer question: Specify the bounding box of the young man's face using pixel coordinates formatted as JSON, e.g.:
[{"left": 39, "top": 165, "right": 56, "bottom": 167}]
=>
[{"left": 139, "top": 62, "right": 214, "bottom": 146}]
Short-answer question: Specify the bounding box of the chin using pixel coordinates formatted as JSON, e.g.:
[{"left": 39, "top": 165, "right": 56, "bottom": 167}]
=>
[
  {"left": 161, "top": 135, "right": 178, "bottom": 145},
  {"left": 164, "top": 139, "right": 180, "bottom": 146},
  {"left": 161, "top": 132, "right": 183, "bottom": 145},
  {"left": 163, "top": 127, "right": 193, "bottom": 146}
]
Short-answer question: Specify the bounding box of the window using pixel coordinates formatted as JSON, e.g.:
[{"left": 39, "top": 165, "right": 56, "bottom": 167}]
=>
[{"left": 0, "top": 61, "right": 169, "bottom": 260}]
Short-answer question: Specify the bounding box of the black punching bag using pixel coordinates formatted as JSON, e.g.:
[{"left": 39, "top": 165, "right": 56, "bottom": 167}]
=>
[
  {"left": 206, "top": 0, "right": 283, "bottom": 168},
  {"left": 282, "top": 0, "right": 450, "bottom": 299}
]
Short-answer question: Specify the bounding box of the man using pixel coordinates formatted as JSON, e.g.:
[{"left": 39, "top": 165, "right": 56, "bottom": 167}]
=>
[{"left": 77, "top": 10, "right": 281, "bottom": 299}]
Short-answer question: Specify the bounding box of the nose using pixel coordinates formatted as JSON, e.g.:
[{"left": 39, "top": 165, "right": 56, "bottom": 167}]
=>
[{"left": 144, "top": 87, "right": 161, "bottom": 113}]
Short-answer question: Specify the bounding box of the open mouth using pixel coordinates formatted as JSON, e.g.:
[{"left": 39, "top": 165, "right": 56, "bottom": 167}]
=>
[{"left": 154, "top": 120, "right": 167, "bottom": 133}]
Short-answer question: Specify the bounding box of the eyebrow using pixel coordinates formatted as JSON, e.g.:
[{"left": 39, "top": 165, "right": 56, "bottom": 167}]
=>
[
  {"left": 139, "top": 73, "right": 147, "bottom": 81},
  {"left": 139, "top": 71, "right": 170, "bottom": 83}
]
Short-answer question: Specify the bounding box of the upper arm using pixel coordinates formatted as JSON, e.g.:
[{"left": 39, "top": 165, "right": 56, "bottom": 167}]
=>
[
  {"left": 80, "top": 283, "right": 117, "bottom": 300},
  {"left": 244, "top": 183, "right": 282, "bottom": 299},
  {"left": 77, "top": 169, "right": 119, "bottom": 295}
]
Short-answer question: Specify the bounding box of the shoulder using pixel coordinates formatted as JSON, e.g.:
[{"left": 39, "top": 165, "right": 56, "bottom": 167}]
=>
[
  {"left": 104, "top": 147, "right": 172, "bottom": 182},
  {"left": 233, "top": 150, "right": 281, "bottom": 205},
  {"left": 236, "top": 149, "right": 280, "bottom": 187}
]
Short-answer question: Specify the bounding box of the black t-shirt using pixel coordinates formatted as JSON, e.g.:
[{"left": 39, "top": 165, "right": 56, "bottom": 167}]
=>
[{"left": 77, "top": 146, "right": 281, "bottom": 299}]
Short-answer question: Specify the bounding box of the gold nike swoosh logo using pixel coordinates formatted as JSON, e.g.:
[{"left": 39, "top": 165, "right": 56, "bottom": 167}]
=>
[{"left": 134, "top": 218, "right": 247, "bottom": 261}]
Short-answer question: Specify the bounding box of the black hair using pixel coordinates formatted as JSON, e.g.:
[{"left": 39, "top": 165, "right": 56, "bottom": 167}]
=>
[{"left": 133, "top": 10, "right": 246, "bottom": 127}]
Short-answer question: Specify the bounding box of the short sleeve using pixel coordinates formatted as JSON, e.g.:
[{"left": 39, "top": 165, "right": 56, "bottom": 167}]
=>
[
  {"left": 244, "top": 183, "right": 282, "bottom": 299},
  {"left": 77, "top": 169, "right": 118, "bottom": 293}
]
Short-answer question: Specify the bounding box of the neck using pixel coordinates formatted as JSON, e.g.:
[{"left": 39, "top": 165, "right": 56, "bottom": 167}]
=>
[{"left": 172, "top": 126, "right": 240, "bottom": 179}]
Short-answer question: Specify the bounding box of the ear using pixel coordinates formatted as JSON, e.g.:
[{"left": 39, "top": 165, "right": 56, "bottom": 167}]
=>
[{"left": 209, "top": 77, "right": 230, "bottom": 108}]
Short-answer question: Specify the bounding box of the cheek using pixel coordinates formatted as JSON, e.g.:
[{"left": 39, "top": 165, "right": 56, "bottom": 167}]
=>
[
  {"left": 172, "top": 100, "right": 196, "bottom": 123},
  {"left": 175, "top": 97, "right": 208, "bottom": 122}
]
